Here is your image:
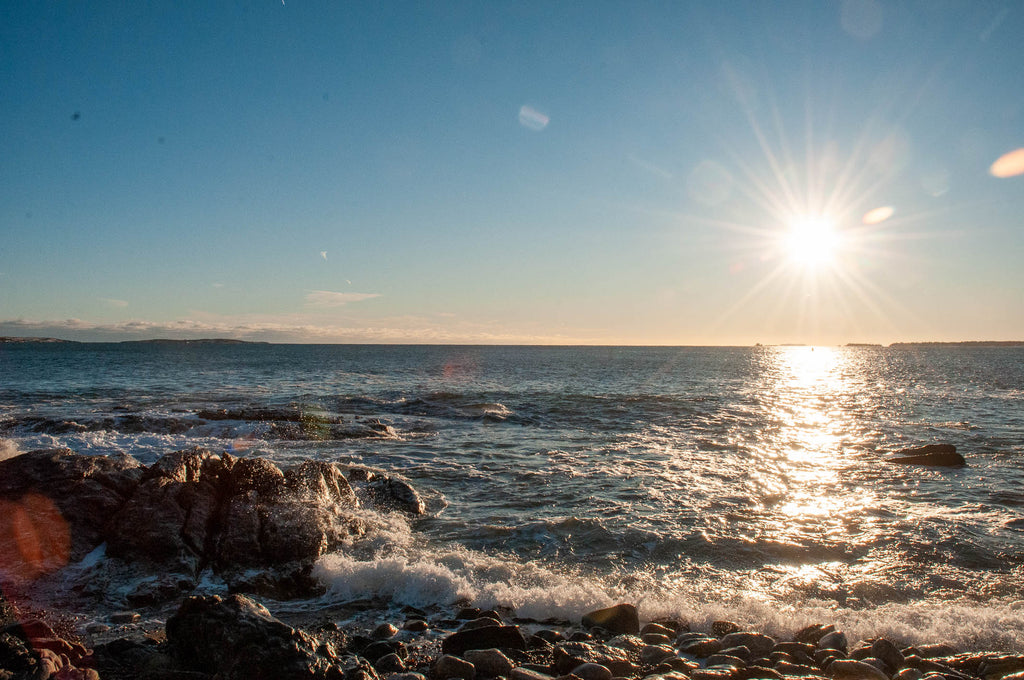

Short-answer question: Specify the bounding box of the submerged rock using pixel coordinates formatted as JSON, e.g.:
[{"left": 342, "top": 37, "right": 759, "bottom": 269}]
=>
[{"left": 889, "top": 444, "right": 966, "bottom": 467}]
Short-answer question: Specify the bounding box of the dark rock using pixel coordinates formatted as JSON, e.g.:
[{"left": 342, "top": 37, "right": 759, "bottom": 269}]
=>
[
  {"left": 721, "top": 633, "right": 776, "bottom": 658},
  {"left": 552, "top": 641, "right": 635, "bottom": 676},
  {"left": 510, "top": 669, "right": 554, "bottom": 680},
  {"left": 796, "top": 625, "right": 835, "bottom": 646},
  {"left": 166, "top": 593, "right": 345, "bottom": 679},
  {"left": 775, "top": 661, "right": 824, "bottom": 677},
  {"left": 362, "top": 641, "right": 406, "bottom": 662},
  {"left": 0, "top": 448, "right": 143, "bottom": 565},
  {"left": 403, "top": 619, "right": 429, "bottom": 633},
  {"left": 459, "top": 617, "right": 502, "bottom": 632},
  {"left": 889, "top": 444, "right": 965, "bottom": 467},
  {"left": 365, "top": 477, "right": 426, "bottom": 515},
  {"left": 678, "top": 635, "right": 723, "bottom": 657},
  {"left": 571, "top": 662, "right": 613, "bottom": 680},
  {"left": 894, "top": 669, "right": 924, "bottom": 680},
  {"left": 907, "top": 645, "right": 958, "bottom": 659},
  {"left": 643, "top": 632, "right": 673, "bottom": 645},
  {"left": 432, "top": 654, "right": 476, "bottom": 680},
  {"left": 581, "top": 604, "right": 640, "bottom": 635},
  {"left": 712, "top": 621, "right": 741, "bottom": 637},
  {"left": 642, "top": 623, "right": 676, "bottom": 637},
  {"left": 829, "top": 659, "right": 889, "bottom": 680},
  {"left": 375, "top": 653, "right": 406, "bottom": 673},
  {"left": 641, "top": 644, "right": 677, "bottom": 665},
  {"left": 535, "top": 630, "right": 564, "bottom": 644},
  {"left": 870, "top": 639, "right": 905, "bottom": 672},
  {"left": 443, "top": 625, "right": 527, "bottom": 655},
  {"left": 733, "top": 666, "right": 784, "bottom": 680},
  {"left": 465, "top": 648, "right": 515, "bottom": 677},
  {"left": 708, "top": 653, "right": 747, "bottom": 668},
  {"left": 818, "top": 631, "right": 848, "bottom": 653},
  {"left": 372, "top": 623, "right": 399, "bottom": 640}
]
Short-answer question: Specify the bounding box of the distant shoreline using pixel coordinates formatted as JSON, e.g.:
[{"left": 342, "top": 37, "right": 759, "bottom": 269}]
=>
[{"left": 2, "top": 336, "right": 1023, "bottom": 347}]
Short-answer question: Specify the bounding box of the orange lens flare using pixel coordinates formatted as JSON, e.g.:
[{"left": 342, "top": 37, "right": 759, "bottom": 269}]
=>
[{"left": 0, "top": 494, "right": 71, "bottom": 582}]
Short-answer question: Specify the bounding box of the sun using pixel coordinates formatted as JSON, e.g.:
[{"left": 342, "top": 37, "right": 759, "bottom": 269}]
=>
[{"left": 783, "top": 215, "right": 840, "bottom": 267}]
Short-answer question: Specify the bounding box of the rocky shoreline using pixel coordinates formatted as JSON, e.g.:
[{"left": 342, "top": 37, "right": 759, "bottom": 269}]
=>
[
  {"left": 2, "top": 449, "right": 1023, "bottom": 679},
  {"left": 3, "top": 594, "right": 1024, "bottom": 680}
]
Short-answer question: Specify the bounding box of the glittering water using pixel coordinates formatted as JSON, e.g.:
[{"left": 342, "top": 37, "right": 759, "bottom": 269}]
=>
[{"left": 2, "top": 343, "right": 1023, "bottom": 648}]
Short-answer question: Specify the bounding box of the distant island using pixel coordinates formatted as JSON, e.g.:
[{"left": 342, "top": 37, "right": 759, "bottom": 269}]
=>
[
  {"left": 0, "top": 336, "right": 78, "bottom": 343},
  {"left": 888, "top": 341, "right": 1024, "bottom": 347},
  {"left": 120, "top": 338, "right": 269, "bottom": 345},
  {"left": 0, "top": 337, "right": 266, "bottom": 345}
]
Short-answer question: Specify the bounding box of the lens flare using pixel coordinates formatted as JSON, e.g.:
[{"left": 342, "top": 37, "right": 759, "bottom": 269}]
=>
[{"left": 990, "top": 148, "right": 1024, "bottom": 178}]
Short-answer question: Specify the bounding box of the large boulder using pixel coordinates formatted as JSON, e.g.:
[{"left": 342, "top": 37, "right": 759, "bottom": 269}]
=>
[
  {"left": 166, "top": 593, "right": 345, "bottom": 679},
  {"left": 0, "top": 448, "right": 143, "bottom": 562},
  {"left": 104, "top": 448, "right": 230, "bottom": 575}
]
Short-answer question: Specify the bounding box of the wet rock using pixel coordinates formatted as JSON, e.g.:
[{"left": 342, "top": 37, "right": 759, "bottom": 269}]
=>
[
  {"left": 460, "top": 617, "right": 503, "bottom": 632},
  {"left": 510, "top": 668, "right": 555, "bottom": 680},
  {"left": 572, "top": 662, "right": 613, "bottom": 680},
  {"left": 376, "top": 653, "right": 407, "bottom": 674},
  {"left": 365, "top": 476, "right": 426, "bottom": 515},
  {"left": 679, "top": 635, "right": 723, "bottom": 657},
  {"left": 0, "top": 448, "right": 144, "bottom": 565},
  {"left": 722, "top": 646, "right": 753, "bottom": 662},
  {"left": 166, "top": 593, "right": 345, "bottom": 679},
  {"left": 642, "top": 644, "right": 677, "bottom": 665},
  {"left": 889, "top": 444, "right": 965, "bottom": 467},
  {"left": 389, "top": 674, "right": 428, "bottom": 680},
  {"left": 553, "top": 641, "right": 635, "bottom": 676},
  {"left": 581, "top": 604, "right": 640, "bottom": 635},
  {"left": 433, "top": 654, "right": 476, "bottom": 680},
  {"left": 721, "top": 633, "right": 776, "bottom": 658},
  {"left": 796, "top": 625, "right": 835, "bottom": 646},
  {"left": 713, "top": 621, "right": 742, "bottom": 637},
  {"left": 372, "top": 623, "right": 400, "bottom": 640},
  {"left": 818, "top": 632, "right": 849, "bottom": 654},
  {"left": 643, "top": 632, "right": 673, "bottom": 646},
  {"left": 908, "top": 645, "right": 958, "bottom": 659},
  {"left": 362, "top": 640, "right": 407, "bottom": 663},
  {"left": 404, "top": 619, "right": 429, "bottom": 633},
  {"left": 465, "top": 649, "right": 514, "bottom": 677},
  {"left": 693, "top": 668, "right": 737, "bottom": 680},
  {"left": 894, "top": 669, "right": 923, "bottom": 680},
  {"left": 871, "top": 639, "right": 905, "bottom": 672},
  {"left": 442, "top": 625, "right": 527, "bottom": 656},
  {"left": 535, "top": 630, "right": 565, "bottom": 644},
  {"left": 775, "top": 660, "right": 824, "bottom": 676},
  {"left": 829, "top": 659, "right": 890, "bottom": 680},
  {"left": 642, "top": 623, "right": 676, "bottom": 637}
]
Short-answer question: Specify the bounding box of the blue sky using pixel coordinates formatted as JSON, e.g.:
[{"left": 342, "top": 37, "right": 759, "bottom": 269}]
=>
[{"left": 2, "top": 1, "right": 1022, "bottom": 344}]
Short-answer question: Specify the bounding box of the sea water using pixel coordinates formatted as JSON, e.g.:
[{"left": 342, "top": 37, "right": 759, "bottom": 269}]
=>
[{"left": 2, "top": 343, "right": 1023, "bottom": 649}]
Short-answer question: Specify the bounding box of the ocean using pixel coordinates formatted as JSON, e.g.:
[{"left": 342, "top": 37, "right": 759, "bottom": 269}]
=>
[{"left": 2, "top": 342, "right": 1023, "bottom": 650}]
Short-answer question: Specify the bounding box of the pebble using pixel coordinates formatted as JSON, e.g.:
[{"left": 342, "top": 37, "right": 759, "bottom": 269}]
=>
[
  {"left": 404, "top": 619, "right": 429, "bottom": 632},
  {"left": 511, "top": 669, "right": 555, "bottom": 680},
  {"left": 373, "top": 623, "right": 400, "bottom": 639},
  {"left": 829, "top": 658, "right": 890, "bottom": 680},
  {"left": 818, "top": 631, "right": 849, "bottom": 653},
  {"left": 571, "top": 663, "right": 613, "bottom": 680},
  {"left": 432, "top": 654, "right": 476, "bottom": 680},
  {"left": 465, "top": 649, "right": 514, "bottom": 677},
  {"left": 721, "top": 633, "right": 776, "bottom": 658},
  {"left": 640, "top": 644, "right": 676, "bottom": 665},
  {"left": 375, "top": 653, "right": 406, "bottom": 673},
  {"left": 108, "top": 611, "right": 141, "bottom": 624}
]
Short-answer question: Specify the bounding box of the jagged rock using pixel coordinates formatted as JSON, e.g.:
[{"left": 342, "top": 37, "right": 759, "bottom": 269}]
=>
[
  {"left": 581, "top": 603, "right": 640, "bottom": 635},
  {"left": 105, "top": 448, "right": 228, "bottom": 576},
  {"left": 889, "top": 444, "right": 965, "bottom": 467},
  {"left": 166, "top": 593, "right": 345, "bottom": 679},
  {"left": 0, "top": 448, "right": 143, "bottom": 565},
  {"left": 442, "top": 625, "right": 527, "bottom": 655}
]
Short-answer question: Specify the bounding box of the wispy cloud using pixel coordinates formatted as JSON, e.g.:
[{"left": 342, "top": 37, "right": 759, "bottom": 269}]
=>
[
  {"left": 304, "top": 290, "right": 381, "bottom": 307},
  {"left": 99, "top": 297, "right": 129, "bottom": 308}
]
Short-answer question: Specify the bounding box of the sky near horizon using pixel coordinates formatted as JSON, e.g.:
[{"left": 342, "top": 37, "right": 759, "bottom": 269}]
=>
[{"left": 2, "top": 1, "right": 1023, "bottom": 345}]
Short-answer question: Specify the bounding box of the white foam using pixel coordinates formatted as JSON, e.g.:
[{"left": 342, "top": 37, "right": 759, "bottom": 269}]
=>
[
  {"left": 315, "top": 538, "right": 1024, "bottom": 651},
  {"left": 0, "top": 438, "right": 22, "bottom": 460}
]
